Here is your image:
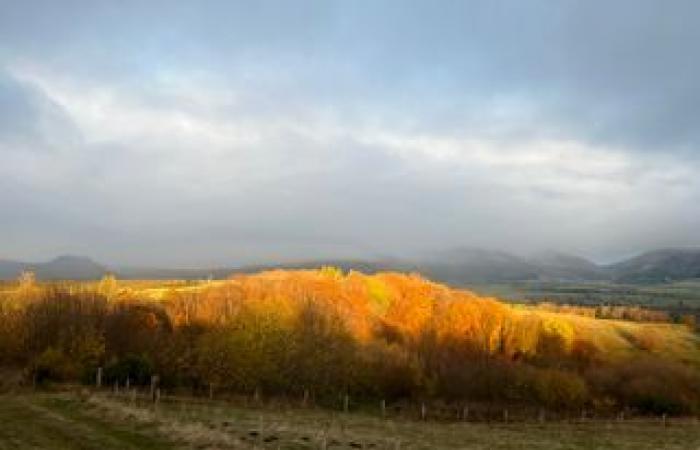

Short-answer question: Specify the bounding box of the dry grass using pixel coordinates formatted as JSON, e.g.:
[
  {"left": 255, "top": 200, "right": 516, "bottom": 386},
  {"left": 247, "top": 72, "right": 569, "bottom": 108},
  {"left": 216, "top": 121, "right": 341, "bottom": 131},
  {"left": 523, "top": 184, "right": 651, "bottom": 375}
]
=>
[
  {"left": 2, "top": 389, "right": 700, "bottom": 449},
  {"left": 47, "top": 390, "right": 700, "bottom": 449},
  {"left": 534, "top": 310, "right": 700, "bottom": 365}
]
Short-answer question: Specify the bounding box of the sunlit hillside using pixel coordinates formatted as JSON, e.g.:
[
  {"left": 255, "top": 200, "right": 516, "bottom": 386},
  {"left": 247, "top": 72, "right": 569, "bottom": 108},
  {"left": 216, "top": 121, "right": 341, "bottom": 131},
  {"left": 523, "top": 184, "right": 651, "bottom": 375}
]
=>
[{"left": 1, "top": 269, "right": 699, "bottom": 415}]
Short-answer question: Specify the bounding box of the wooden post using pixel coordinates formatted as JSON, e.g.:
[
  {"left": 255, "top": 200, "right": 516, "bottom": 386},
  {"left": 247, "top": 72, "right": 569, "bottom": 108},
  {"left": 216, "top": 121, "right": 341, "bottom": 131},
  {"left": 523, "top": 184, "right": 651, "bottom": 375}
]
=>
[
  {"left": 380, "top": 399, "right": 386, "bottom": 418},
  {"left": 503, "top": 409, "right": 508, "bottom": 423},
  {"left": 421, "top": 403, "right": 427, "bottom": 421},
  {"left": 150, "top": 375, "right": 160, "bottom": 402},
  {"left": 343, "top": 393, "right": 349, "bottom": 413},
  {"left": 254, "top": 387, "right": 261, "bottom": 404},
  {"left": 302, "top": 388, "right": 309, "bottom": 407},
  {"left": 209, "top": 383, "right": 214, "bottom": 400},
  {"left": 114, "top": 380, "right": 119, "bottom": 395},
  {"left": 462, "top": 405, "right": 469, "bottom": 421},
  {"left": 96, "top": 367, "right": 102, "bottom": 388},
  {"left": 125, "top": 377, "right": 130, "bottom": 391},
  {"left": 662, "top": 413, "right": 667, "bottom": 427},
  {"left": 179, "top": 401, "right": 186, "bottom": 418},
  {"left": 538, "top": 408, "right": 545, "bottom": 423}
]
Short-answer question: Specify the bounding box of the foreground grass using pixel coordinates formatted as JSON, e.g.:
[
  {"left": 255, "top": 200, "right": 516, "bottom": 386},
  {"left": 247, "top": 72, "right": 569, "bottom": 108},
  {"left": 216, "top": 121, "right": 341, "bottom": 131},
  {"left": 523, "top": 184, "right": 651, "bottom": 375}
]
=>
[
  {"left": 1, "top": 391, "right": 699, "bottom": 449},
  {"left": 0, "top": 392, "right": 172, "bottom": 449}
]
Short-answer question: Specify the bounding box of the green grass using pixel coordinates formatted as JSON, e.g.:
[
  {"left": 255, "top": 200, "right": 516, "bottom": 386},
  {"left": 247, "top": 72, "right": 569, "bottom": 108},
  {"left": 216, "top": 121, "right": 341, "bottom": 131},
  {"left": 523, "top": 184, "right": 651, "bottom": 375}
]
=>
[
  {"left": 1, "top": 391, "right": 700, "bottom": 449},
  {"left": 466, "top": 280, "right": 700, "bottom": 308},
  {"left": 0, "top": 392, "right": 172, "bottom": 449}
]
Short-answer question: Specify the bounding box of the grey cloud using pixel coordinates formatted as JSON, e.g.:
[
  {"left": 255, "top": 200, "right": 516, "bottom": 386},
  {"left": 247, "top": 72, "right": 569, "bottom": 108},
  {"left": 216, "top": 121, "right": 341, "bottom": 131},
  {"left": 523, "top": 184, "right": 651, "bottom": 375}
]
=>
[{"left": 1, "top": 1, "right": 699, "bottom": 266}]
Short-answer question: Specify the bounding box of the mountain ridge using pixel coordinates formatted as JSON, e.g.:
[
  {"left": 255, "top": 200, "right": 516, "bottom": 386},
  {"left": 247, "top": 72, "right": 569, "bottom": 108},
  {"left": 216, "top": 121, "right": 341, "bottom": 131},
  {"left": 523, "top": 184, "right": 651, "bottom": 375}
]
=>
[{"left": 2, "top": 248, "right": 700, "bottom": 284}]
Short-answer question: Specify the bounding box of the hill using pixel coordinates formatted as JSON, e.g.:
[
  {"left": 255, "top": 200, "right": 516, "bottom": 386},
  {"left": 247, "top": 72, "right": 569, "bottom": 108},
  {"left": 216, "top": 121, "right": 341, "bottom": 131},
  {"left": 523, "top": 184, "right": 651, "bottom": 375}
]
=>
[
  {"left": 419, "top": 248, "right": 541, "bottom": 283},
  {"left": 527, "top": 250, "right": 608, "bottom": 281},
  {"left": 0, "top": 255, "right": 108, "bottom": 280},
  {"left": 1, "top": 269, "right": 700, "bottom": 415},
  {"left": 3, "top": 248, "right": 700, "bottom": 284},
  {"left": 607, "top": 248, "right": 700, "bottom": 283}
]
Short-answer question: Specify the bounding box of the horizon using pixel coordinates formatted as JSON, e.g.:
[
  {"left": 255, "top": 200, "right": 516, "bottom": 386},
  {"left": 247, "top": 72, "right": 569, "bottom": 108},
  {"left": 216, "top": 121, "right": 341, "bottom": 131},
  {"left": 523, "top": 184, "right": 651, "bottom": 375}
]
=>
[
  {"left": 5, "top": 245, "right": 700, "bottom": 270},
  {"left": 2, "top": 1, "right": 700, "bottom": 266}
]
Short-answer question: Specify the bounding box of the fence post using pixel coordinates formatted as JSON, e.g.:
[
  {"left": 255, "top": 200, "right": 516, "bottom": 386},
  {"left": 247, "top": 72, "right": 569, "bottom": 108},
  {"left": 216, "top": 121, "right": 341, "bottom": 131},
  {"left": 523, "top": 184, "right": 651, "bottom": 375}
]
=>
[
  {"left": 503, "top": 409, "right": 508, "bottom": 423},
  {"left": 381, "top": 399, "right": 386, "bottom": 418},
  {"left": 150, "top": 375, "right": 159, "bottom": 402},
  {"left": 538, "top": 408, "right": 545, "bottom": 423},
  {"left": 343, "top": 393, "right": 349, "bottom": 413},
  {"left": 96, "top": 367, "right": 102, "bottom": 389},
  {"left": 462, "top": 405, "right": 469, "bottom": 421},
  {"left": 421, "top": 403, "right": 427, "bottom": 421},
  {"left": 302, "top": 388, "right": 310, "bottom": 407}
]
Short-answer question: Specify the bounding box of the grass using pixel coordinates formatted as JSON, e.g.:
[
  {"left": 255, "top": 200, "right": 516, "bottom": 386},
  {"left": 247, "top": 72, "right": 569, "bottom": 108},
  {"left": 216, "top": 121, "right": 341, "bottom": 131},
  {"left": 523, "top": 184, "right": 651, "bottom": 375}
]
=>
[
  {"left": 466, "top": 280, "right": 700, "bottom": 308},
  {"left": 0, "top": 392, "right": 172, "bottom": 449},
  {"left": 1, "top": 390, "right": 699, "bottom": 449}
]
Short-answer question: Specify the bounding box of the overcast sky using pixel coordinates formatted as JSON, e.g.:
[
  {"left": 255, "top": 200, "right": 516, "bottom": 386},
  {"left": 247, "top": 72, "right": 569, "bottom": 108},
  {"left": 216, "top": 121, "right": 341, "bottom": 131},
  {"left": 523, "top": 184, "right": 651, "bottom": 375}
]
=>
[{"left": 1, "top": 0, "right": 699, "bottom": 266}]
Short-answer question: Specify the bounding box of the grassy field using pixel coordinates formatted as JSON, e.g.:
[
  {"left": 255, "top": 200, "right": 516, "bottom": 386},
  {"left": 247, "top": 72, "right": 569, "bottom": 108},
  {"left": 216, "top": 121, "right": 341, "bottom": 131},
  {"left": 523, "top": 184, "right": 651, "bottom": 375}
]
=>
[
  {"left": 466, "top": 280, "right": 700, "bottom": 308},
  {"left": 1, "top": 390, "right": 699, "bottom": 449}
]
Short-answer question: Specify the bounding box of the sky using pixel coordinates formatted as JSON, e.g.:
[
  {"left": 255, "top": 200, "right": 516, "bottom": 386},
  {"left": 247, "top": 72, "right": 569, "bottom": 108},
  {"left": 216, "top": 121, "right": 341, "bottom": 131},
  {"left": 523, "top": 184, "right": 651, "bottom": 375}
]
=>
[{"left": 1, "top": 0, "right": 699, "bottom": 267}]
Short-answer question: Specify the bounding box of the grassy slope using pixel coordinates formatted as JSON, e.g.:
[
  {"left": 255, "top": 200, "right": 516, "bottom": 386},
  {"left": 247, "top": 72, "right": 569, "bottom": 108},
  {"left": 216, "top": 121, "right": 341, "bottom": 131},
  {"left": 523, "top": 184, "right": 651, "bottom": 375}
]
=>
[
  {"left": 533, "top": 311, "right": 700, "bottom": 365},
  {"left": 7, "top": 275, "right": 696, "bottom": 367},
  {"left": 1, "top": 391, "right": 699, "bottom": 449}
]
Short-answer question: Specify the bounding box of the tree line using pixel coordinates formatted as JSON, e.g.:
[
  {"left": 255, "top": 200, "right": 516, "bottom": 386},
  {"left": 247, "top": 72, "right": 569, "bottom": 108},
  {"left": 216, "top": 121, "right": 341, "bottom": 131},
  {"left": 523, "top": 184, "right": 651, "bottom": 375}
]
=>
[{"left": 0, "top": 268, "right": 699, "bottom": 415}]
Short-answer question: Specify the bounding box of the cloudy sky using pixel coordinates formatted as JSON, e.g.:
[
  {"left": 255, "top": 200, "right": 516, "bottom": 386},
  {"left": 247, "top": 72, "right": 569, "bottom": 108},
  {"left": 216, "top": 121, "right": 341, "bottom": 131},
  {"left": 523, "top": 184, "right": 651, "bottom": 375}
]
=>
[{"left": 1, "top": 1, "right": 699, "bottom": 266}]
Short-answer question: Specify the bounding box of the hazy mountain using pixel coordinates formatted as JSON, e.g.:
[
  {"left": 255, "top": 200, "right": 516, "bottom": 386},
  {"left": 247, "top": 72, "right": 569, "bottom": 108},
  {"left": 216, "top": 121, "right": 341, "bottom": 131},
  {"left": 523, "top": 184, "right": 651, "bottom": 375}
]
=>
[
  {"left": 607, "top": 248, "right": 700, "bottom": 283},
  {"left": 420, "top": 248, "right": 540, "bottom": 284},
  {"left": 527, "top": 251, "right": 608, "bottom": 281},
  {"left": 0, "top": 259, "right": 25, "bottom": 279},
  {"left": 113, "top": 258, "right": 404, "bottom": 280},
  {"left": 0, "top": 255, "right": 108, "bottom": 280},
  {"left": 2, "top": 248, "right": 700, "bottom": 284}
]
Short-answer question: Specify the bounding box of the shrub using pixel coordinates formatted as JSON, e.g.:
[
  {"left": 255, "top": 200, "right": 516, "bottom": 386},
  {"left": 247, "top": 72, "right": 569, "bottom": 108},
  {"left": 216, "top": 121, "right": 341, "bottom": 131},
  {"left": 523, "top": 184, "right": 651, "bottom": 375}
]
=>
[
  {"left": 32, "top": 347, "right": 77, "bottom": 384},
  {"left": 533, "top": 369, "right": 587, "bottom": 409},
  {"left": 104, "top": 354, "right": 153, "bottom": 386}
]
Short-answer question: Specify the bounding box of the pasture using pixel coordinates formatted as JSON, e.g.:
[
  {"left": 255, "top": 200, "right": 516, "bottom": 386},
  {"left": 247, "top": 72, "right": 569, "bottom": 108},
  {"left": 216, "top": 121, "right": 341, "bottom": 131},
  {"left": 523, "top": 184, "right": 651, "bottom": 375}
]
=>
[{"left": 1, "top": 390, "right": 699, "bottom": 449}]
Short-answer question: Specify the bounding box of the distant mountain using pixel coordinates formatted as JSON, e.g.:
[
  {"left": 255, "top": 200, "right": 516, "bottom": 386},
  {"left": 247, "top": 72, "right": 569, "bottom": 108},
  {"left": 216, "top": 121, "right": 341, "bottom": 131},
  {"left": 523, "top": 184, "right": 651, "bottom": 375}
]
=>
[
  {"left": 606, "top": 248, "right": 700, "bottom": 283},
  {"left": 420, "top": 248, "right": 540, "bottom": 284},
  {"left": 114, "top": 259, "right": 404, "bottom": 280},
  {"left": 0, "top": 259, "right": 25, "bottom": 279},
  {"left": 0, "top": 255, "right": 108, "bottom": 280},
  {"left": 3, "top": 248, "right": 700, "bottom": 284},
  {"left": 527, "top": 251, "right": 607, "bottom": 282}
]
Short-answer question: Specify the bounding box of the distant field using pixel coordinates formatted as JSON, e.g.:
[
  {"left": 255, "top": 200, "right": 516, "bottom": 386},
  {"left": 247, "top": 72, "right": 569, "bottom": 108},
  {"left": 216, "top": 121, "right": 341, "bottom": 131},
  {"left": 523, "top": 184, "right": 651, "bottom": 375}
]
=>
[
  {"left": 466, "top": 280, "right": 700, "bottom": 308},
  {"left": 1, "top": 391, "right": 699, "bottom": 450}
]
